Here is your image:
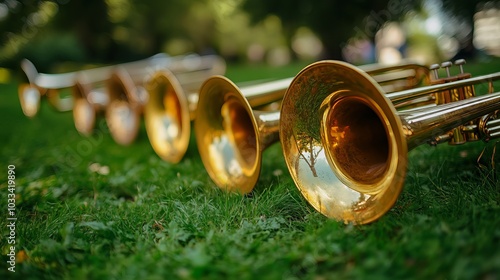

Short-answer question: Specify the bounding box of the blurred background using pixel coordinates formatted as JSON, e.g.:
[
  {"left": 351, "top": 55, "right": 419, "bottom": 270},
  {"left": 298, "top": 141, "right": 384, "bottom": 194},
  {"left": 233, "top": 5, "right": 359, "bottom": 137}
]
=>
[{"left": 0, "top": 0, "right": 499, "bottom": 78}]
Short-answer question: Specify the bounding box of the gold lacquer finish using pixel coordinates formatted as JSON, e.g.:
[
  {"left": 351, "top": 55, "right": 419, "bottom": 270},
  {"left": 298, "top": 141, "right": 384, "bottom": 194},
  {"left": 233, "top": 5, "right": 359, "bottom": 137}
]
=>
[
  {"left": 194, "top": 76, "right": 289, "bottom": 193},
  {"left": 105, "top": 68, "right": 144, "bottom": 146},
  {"left": 144, "top": 69, "right": 191, "bottom": 163},
  {"left": 70, "top": 53, "right": 223, "bottom": 146},
  {"left": 281, "top": 60, "right": 500, "bottom": 224},
  {"left": 280, "top": 61, "right": 407, "bottom": 224},
  {"left": 143, "top": 55, "right": 226, "bottom": 162},
  {"left": 73, "top": 54, "right": 171, "bottom": 142},
  {"left": 360, "top": 61, "right": 431, "bottom": 94},
  {"left": 72, "top": 71, "right": 111, "bottom": 136},
  {"left": 18, "top": 83, "right": 42, "bottom": 118},
  {"left": 18, "top": 54, "right": 171, "bottom": 118}
]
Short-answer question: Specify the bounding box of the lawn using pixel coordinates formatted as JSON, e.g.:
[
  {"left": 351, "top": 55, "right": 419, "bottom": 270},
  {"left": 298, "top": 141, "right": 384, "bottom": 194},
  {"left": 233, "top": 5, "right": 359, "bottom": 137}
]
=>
[{"left": 0, "top": 58, "right": 499, "bottom": 280}]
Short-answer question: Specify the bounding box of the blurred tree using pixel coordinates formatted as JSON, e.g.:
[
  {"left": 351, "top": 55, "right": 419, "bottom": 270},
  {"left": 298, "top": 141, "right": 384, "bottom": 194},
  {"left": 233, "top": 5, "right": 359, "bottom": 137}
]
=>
[
  {"left": 0, "top": 0, "right": 38, "bottom": 38},
  {"left": 1, "top": 0, "right": 490, "bottom": 69},
  {"left": 0, "top": 0, "right": 214, "bottom": 69},
  {"left": 440, "top": 0, "right": 495, "bottom": 58},
  {"left": 50, "top": 0, "right": 112, "bottom": 61},
  {"left": 441, "top": 0, "right": 488, "bottom": 23},
  {"left": 123, "top": 0, "right": 216, "bottom": 55},
  {"left": 0, "top": 0, "right": 57, "bottom": 68},
  {"left": 0, "top": 0, "right": 110, "bottom": 69},
  {"left": 123, "top": 0, "right": 190, "bottom": 55},
  {"left": 242, "top": 0, "right": 424, "bottom": 59}
]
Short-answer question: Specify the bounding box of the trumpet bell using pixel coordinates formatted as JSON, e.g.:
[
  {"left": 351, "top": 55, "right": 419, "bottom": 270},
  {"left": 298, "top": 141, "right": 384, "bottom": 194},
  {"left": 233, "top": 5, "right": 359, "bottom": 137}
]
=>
[
  {"left": 105, "top": 100, "right": 141, "bottom": 145},
  {"left": 144, "top": 69, "right": 191, "bottom": 163},
  {"left": 73, "top": 98, "right": 97, "bottom": 136},
  {"left": 280, "top": 61, "right": 408, "bottom": 224},
  {"left": 195, "top": 76, "right": 261, "bottom": 194},
  {"left": 18, "top": 84, "right": 41, "bottom": 118},
  {"left": 105, "top": 70, "right": 142, "bottom": 146},
  {"left": 18, "top": 59, "right": 42, "bottom": 117},
  {"left": 72, "top": 80, "right": 98, "bottom": 136}
]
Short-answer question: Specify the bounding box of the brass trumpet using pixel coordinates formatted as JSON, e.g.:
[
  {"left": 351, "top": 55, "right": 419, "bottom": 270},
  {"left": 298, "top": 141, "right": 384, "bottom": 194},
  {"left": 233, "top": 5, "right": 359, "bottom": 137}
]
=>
[
  {"left": 72, "top": 53, "right": 172, "bottom": 143},
  {"left": 71, "top": 54, "right": 225, "bottom": 146},
  {"left": 143, "top": 54, "right": 227, "bottom": 162},
  {"left": 280, "top": 60, "right": 500, "bottom": 224},
  {"left": 19, "top": 54, "right": 172, "bottom": 119},
  {"left": 195, "top": 77, "right": 290, "bottom": 193},
  {"left": 18, "top": 59, "right": 75, "bottom": 117},
  {"left": 194, "top": 61, "right": 433, "bottom": 194}
]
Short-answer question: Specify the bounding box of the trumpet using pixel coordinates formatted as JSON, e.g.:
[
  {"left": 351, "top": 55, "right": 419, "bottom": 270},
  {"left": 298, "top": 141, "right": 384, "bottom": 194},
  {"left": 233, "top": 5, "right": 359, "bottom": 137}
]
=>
[
  {"left": 280, "top": 60, "right": 500, "bottom": 224},
  {"left": 194, "top": 61, "right": 434, "bottom": 194},
  {"left": 18, "top": 59, "right": 75, "bottom": 117},
  {"left": 19, "top": 54, "right": 173, "bottom": 120},
  {"left": 195, "top": 77, "right": 291, "bottom": 193},
  {"left": 72, "top": 53, "right": 172, "bottom": 143},
  {"left": 71, "top": 53, "right": 225, "bottom": 146},
  {"left": 143, "top": 54, "right": 226, "bottom": 162}
]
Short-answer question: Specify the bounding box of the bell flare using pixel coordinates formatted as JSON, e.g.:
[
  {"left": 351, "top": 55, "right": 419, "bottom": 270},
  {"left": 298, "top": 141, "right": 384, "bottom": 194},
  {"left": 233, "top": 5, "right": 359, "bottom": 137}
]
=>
[
  {"left": 144, "top": 70, "right": 191, "bottom": 163},
  {"left": 195, "top": 75, "right": 261, "bottom": 194},
  {"left": 105, "top": 70, "right": 143, "bottom": 145},
  {"left": 18, "top": 84, "right": 41, "bottom": 118},
  {"left": 105, "top": 100, "right": 141, "bottom": 146},
  {"left": 280, "top": 60, "right": 408, "bottom": 224},
  {"left": 73, "top": 98, "right": 97, "bottom": 136}
]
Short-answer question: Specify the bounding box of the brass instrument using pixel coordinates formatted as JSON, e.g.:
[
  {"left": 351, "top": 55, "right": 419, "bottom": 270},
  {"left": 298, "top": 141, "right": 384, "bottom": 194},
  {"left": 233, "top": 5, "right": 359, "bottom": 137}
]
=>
[
  {"left": 280, "top": 60, "right": 500, "bottom": 224},
  {"left": 143, "top": 54, "right": 226, "bottom": 162},
  {"left": 195, "top": 77, "right": 290, "bottom": 193},
  {"left": 72, "top": 73, "right": 109, "bottom": 137},
  {"left": 194, "top": 61, "right": 432, "bottom": 194},
  {"left": 72, "top": 53, "right": 172, "bottom": 142},
  {"left": 70, "top": 54, "right": 225, "bottom": 146},
  {"left": 18, "top": 59, "right": 75, "bottom": 117},
  {"left": 19, "top": 54, "right": 172, "bottom": 119}
]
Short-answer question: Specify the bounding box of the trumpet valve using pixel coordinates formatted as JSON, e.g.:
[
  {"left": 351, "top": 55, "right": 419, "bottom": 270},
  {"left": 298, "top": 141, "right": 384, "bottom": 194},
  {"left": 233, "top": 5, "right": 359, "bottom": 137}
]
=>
[
  {"left": 430, "top": 63, "right": 452, "bottom": 105},
  {"left": 454, "top": 59, "right": 475, "bottom": 99},
  {"left": 429, "top": 60, "right": 480, "bottom": 145}
]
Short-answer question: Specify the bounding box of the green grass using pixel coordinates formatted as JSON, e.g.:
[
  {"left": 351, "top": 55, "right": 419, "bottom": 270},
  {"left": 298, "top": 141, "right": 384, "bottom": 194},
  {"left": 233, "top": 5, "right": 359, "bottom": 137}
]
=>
[{"left": 1, "top": 58, "right": 500, "bottom": 280}]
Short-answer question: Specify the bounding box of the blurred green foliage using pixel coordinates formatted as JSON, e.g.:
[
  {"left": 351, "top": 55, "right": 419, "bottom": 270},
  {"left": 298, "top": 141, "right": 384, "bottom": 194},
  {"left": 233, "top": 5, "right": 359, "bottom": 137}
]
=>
[{"left": 0, "top": 0, "right": 491, "bottom": 71}]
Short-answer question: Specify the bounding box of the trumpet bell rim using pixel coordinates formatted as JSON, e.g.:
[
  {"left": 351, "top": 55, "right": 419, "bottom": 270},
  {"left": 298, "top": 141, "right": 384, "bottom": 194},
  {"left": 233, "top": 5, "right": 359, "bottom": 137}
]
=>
[
  {"left": 105, "top": 99, "right": 141, "bottom": 146},
  {"left": 18, "top": 84, "right": 41, "bottom": 118},
  {"left": 73, "top": 98, "right": 96, "bottom": 136},
  {"left": 144, "top": 70, "right": 191, "bottom": 163},
  {"left": 280, "top": 60, "right": 408, "bottom": 224},
  {"left": 72, "top": 81, "right": 96, "bottom": 136},
  {"left": 195, "top": 75, "right": 261, "bottom": 194},
  {"left": 105, "top": 70, "right": 142, "bottom": 145}
]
